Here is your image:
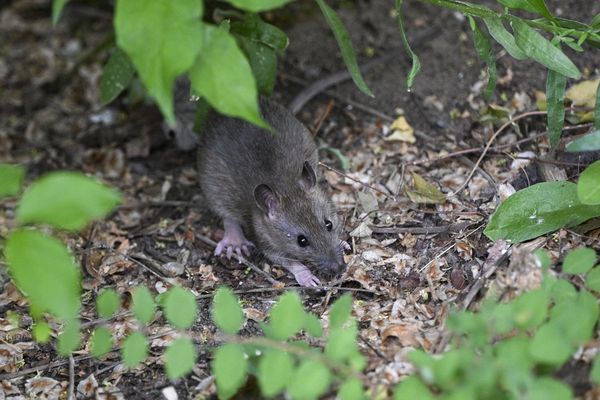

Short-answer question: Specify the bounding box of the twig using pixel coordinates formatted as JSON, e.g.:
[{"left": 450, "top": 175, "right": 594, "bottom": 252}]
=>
[
  {"left": 311, "top": 99, "right": 334, "bottom": 137},
  {"left": 318, "top": 162, "right": 392, "bottom": 199},
  {"left": 195, "top": 233, "right": 280, "bottom": 285},
  {"left": 369, "top": 221, "right": 475, "bottom": 235},
  {"left": 448, "top": 110, "right": 547, "bottom": 197},
  {"left": 68, "top": 355, "right": 75, "bottom": 400}
]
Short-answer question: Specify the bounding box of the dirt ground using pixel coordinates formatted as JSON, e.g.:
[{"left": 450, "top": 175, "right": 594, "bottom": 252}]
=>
[{"left": 1, "top": 0, "right": 599, "bottom": 398}]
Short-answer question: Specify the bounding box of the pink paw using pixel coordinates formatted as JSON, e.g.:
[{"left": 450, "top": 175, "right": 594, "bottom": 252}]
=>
[
  {"left": 293, "top": 269, "right": 321, "bottom": 287},
  {"left": 215, "top": 237, "right": 254, "bottom": 260}
]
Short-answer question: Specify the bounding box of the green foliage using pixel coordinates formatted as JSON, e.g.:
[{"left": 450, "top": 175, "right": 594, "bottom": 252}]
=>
[
  {"left": 288, "top": 359, "right": 331, "bottom": 399},
  {"left": 58, "top": 320, "right": 81, "bottom": 356},
  {"left": 163, "top": 286, "right": 198, "bottom": 329},
  {"left": 566, "top": 129, "right": 600, "bottom": 152},
  {"left": 577, "top": 160, "right": 600, "bottom": 205},
  {"left": 0, "top": 164, "right": 25, "bottom": 197},
  {"left": 213, "top": 343, "right": 248, "bottom": 399},
  {"left": 394, "top": 0, "right": 421, "bottom": 89},
  {"left": 17, "top": 171, "right": 121, "bottom": 231},
  {"left": 52, "top": 0, "right": 69, "bottom": 25},
  {"left": 339, "top": 378, "right": 367, "bottom": 400},
  {"left": 329, "top": 293, "right": 353, "bottom": 329},
  {"left": 264, "top": 291, "right": 306, "bottom": 340},
  {"left": 469, "top": 16, "right": 496, "bottom": 99},
  {"left": 32, "top": 321, "right": 51, "bottom": 344},
  {"left": 546, "top": 69, "right": 567, "bottom": 147},
  {"left": 257, "top": 349, "right": 294, "bottom": 397},
  {"left": 122, "top": 331, "right": 149, "bottom": 368},
  {"left": 314, "top": 0, "right": 373, "bottom": 97},
  {"left": 96, "top": 289, "right": 120, "bottom": 318},
  {"left": 482, "top": 16, "right": 527, "bottom": 60},
  {"left": 114, "top": 0, "right": 203, "bottom": 124},
  {"left": 485, "top": 181, "right": 600, "bottom": 242},
  {"left": 165, "top": 338, "right": 197, "bottom": 379},
  {"left": 5, "top": 229, "right": 81, "bottom": 321},
  {"left": 91, "top": 327, "right": 113, "bottom": 358},
  {"left": 212, "top": 287, "right": 245, "bottom": 335},
  {"left": 100, "top": 48, "right": 135, "bottom": 105},
  {"left": 131, "top": 286, "right": 156, "bottom": 325},
  {"left": 224, "top": 0, "right": 293, "bottom": 13},
  {"left": 562, "top": 247, "right": 596, "bottom": 274}
]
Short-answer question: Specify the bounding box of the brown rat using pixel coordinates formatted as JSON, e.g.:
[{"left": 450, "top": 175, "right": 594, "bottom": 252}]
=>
[{"left": 197, "top": 99, "right": 349, "bottom": 286}]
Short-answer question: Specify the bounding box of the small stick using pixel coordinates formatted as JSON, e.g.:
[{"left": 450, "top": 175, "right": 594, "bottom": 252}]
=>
[
  {"left": 318, "top": 162, "right": 392, "bottom": 199},
  {"left": 311, "top": 99, "right": 335, "bottom": 137},
  {"left": 68, "top": 355, "right": 75, "bottom": 400}
]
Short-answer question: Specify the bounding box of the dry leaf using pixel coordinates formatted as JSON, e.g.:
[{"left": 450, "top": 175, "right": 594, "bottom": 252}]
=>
[
  {"left": 350, "top": 221, "right": 373, "bottom": 238},
  {"left": 357, "top": 190, "right": 378, "bottom": 213},
  {"left": 566, "top": 78, "right": 600, "bottom": 108},
  {"left": 385, "top": 116, "right": 415, "bottom": 143},
  {"left": 405, "top": 172, "right": 446, "bottom": 204}
]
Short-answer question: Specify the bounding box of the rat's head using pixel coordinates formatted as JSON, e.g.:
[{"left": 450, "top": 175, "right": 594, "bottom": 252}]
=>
[{"left": 251, "top": 162, "right": 346, "bottom": 277}]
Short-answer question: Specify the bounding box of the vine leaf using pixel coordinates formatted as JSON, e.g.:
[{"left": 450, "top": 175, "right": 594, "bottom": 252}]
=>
[{"left": 546, "top": 68, "right": 567, "bottom": 147}]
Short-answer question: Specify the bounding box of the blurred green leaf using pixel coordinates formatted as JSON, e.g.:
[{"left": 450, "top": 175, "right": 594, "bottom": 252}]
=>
[
  {"left": 32, "top": 321, "right": 51, "bottom": 344},
  {"left": 17, "top": 171, "right": 121, "bottom": 231},
  {"left": 235, "top": 38, "right": 277, "bottom": 95},
  {"left": 115, "top": 0, "right": 203, "bottom": 123},
  {"left": 546, "top": 69, "right": 567, "bottom": 147},
  {"left": 534, "top": 249, "right": 551, "bottom": 269},
  {"left": 483, "top": 17, "right": 527, "bottom": 60},
  {"left": 499, "top": 0, "right": 553, "bottom": 20},
  {"left": 0, "top": 164, "right": 25, "bottom": 198},
  {"left": 329, "top": 294, "right": 353, "bottom": 329},
  {"left": 52, "top": 0, "right": 69, "bottom": 25},
  {"left": 96, "top": 289, "right": 120, "bottom": 318},
  {"left": 484, "top": 182, "right": 600, "bottom": 243},
  {"left": 469, "top": 16, "right": 497, "bottom": 99},
  {"left": 592, "top": 13, "right": 600, "bottom": 28},
  {"left": 565, "top": 130, "right": 600, "bottom": 152},
  {"left": 395, "top": 0, "right": 421, "bottom": 89},
  {"left": 585, "top": 266, "right": 600, "bottom": 292},
  {"left": 528, "top": 377, "right": 573, "bottom": 400},
  {"left": 257, "top": 349, "right": 294, "bottom": 397},
  {"left": 91, "top": 327, "right": 113, "bottom": 358},
  {"left": 190, "top": 24, "right": 267, "bottom": 128},
  {"left": 578, "top": 160, "right": 600, "bottom": 205},
  {"left": 596, "top": 71, "right": 600, "bottom": 129},
  {"left": 315, "top": 0, "right": 374, "bottom": 97},
  {"left": 513, "top": 290, "right": 549, "bottom": 329},
  {"left": 165, "top": 338, "right": 197, "bottom": 379},
  {"left": 549, "top": 279, "right": 577, "bottom": 303},
  {"left": 101, "top": 48, "right": 136, "bottom": 106},
  {"left": 287, "top": 360, "right": 331, "bottom": 399},
  {"left": 339, "top": 378, "right": 367, "bottom": 400},
  {"left": 58, "top": 320, "right": 81, "bottom": 356},
  {"left": 591, "top": 352, "right": 600, "bottom": 385},
  {"left": 394, "top": 376, "right": 435, "bottom": 400},
  {"left": 5, "top": 229, "right": 80, "bottom": 320},
  {"left": 563, "top": 247, "right": 596, "bottom": 274},
  {"left": 212, "top": 286, "right": 244, "bottom": 334},
  {"left": 530, "top": 323, "right": 573, "bottom": 365},
  {"left": 512, "top": 19, "right": 580, "bottom": 79},
  {"left": 550, "top": 290, "right": 598, "bottom": 344},
  {"left": 230, "top": 15, "right": 288, "bottom": 53},
  {"left": 122, "top": 331, "right": 148, "bottom": 368},
  {"left": 325, "top": 323, "right": 358, "bottom": 362},
  {"left": 163, "top": 286, "right": 197, "bottom": 329},
  {"left": 267, "top": 291, "right": 305, "bottom": 340},
  {"left": 224, "top": 0, "right": 293, "bottom": 12},
  {"left": 319, "top": 146, "right": 350, "bottom": 171},
  {"left": 214, "top": 343, "right": 248, "bottom": 399},
  {"left": 303, "top": 313, "right": 323, "bottom": 337},
  {"left": 131, "top": 286, "right": 156, "bottom": 325}
]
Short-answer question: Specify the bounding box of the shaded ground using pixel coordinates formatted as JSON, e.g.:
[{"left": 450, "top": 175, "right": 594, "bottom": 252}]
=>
[{"left": 1, "top": 0, "right": 599, "bottom": 398}]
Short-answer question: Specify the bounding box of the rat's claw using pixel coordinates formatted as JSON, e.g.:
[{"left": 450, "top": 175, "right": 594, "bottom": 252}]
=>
[
  {"left": 293, "top": 269, "right": 321, "bottom": 287},
  {"left": 226, "top": 246, "right": 234, "bottom": 259},
  {"left": 341, "top": 240, "right": 351, "bottom": 252}
]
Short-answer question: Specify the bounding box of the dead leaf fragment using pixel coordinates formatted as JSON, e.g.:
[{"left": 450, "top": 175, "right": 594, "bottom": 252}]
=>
[
  {"left": 405, "top": 173, "right": 446, "bottom": 204},
  {"left": 25, "top": 377, "right": 62, "bottom": 399},
  {"left": 357, "top": 190, "right": 378, "bottom": 213},
  {"left": 385, "top": 116, "right": 415, "bottom": 143},
  {"left": 77, "top": 374, "right": 98, "bottom": 398},
  {"left": 350, "top": 221, "right": 372, "bottom": 238},
  {"left": 566, "top": 78, "right": 599, "bottom": 108}
]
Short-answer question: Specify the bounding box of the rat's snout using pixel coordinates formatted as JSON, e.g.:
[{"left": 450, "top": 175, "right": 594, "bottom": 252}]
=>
[{"left": 319, "top": 256, "right": 346, "bottom": 276}]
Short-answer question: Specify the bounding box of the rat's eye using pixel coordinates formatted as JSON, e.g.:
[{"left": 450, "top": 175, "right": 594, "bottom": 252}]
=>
[
  {"left": 325, "top": 220, "right": 333, "bottom": 231},
  {"left": 297, "top": 235, "right": 309, "bottom": 247}
]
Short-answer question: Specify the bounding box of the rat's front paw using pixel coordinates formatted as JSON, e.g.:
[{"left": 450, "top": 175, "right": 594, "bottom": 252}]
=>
[
  {"left": 215, "top": 237, "right": 254, "bottom": 260},
  {"left": 282, "top": 261, "right": 321, "bottom": 287}
]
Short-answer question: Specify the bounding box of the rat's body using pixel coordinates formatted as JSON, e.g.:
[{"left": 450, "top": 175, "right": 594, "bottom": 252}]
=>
[{"left": 197, "top": 99, "right": 347, "bottom": 286}]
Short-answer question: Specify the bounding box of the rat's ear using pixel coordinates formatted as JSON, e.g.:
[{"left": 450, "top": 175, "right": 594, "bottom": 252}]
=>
[
  {"left": 254, "top": 184, "right": 279, "bottom": 216},
  {"left": 300, "top": 161, "right": 317, "bottom": 190}
]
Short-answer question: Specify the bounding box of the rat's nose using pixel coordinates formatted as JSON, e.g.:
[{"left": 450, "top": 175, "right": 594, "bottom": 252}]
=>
[{"left": 320, "top": 258, "right": 346, "bottom": 275}]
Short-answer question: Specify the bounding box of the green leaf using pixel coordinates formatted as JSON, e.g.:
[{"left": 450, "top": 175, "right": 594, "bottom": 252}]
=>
[
  {"left": 329, "top": 293, "right": 353, "bottom": 329},
  {"left": 596, "top": 78, "right": 600, "bottom": 129},
  {"left": 257, "top": 349, "right": 294, "bottom": 397},
  {"left": 511, "top": 19, "right": 580, "bottom": 79},
  {"left": 530, "top": 323, "right": 573, "bottom": 365},
  {"left": 578, "top": 160, "right": 600, "bottom": 205},
  {"left": 319, "top": 146, "right": 351, "bottom": 171},
  {"left": 528, "top": 377, "right": 573, "bottom": 400},
  {"left": 534, "top": 249, "right": 551, "bottom": 269},
  {"left": 189, "top": 24, "right": 266, "bottom": 128},
  {"left": 394, "top": 376, "right": 435, "bottom": 400},
  {"left": 58, "top": 320, "right": 81, "bottom": 356},
  {"left": 122, "top": 331, "right": 148, "bottom": 368},
  {"left": 591, "top": 353, "right": 600, "bottom": 385},
  {"left": 52, "top": 0, "right": 69, "bottom": 25},
  {"left": 483, "top": 17, "right": 527, "bottom": 60},
  {"left": 549, "top": 279, "right": 577, "bottom": 303},
  {"left": 212, "top": 286, "right": 244, "bottom": 335},
  {"left": 101, "top": 48, "right": 136, "bottom": 106},
  {"left": 32, "top": 321, "right": 51, "bottom": 343},
  {"left": 563, "top": 247, "right": 596, "bottom": 274},
  {"left": 163, "top": 286, "right": 197, "bottom": 329},
  {"left": 469, "top": 16, "right": 497, "bottom": 99},
  {"left": 5, "top": 229, "right": 80, "bottom": 320},
  {"left": 131, "top": 286, "right": 156, "bottom": 325},
  {"left": 395, "top": 0, "right": 421, "bottom": 89},
  {"left": 585, "top": 266, "right": 600, "bottom": 292},
  {"left": 17, "top": 171, "right": 121, "bottom": 231},
  {"left": 287, "top": 360, "right": 331, "bottom": 399},
  {"left": 484, "top": 182, "right": 600, "bottom": 243},
  {"left": 513, "top": 290, "right": 549, "bottom": 329},
  {"left": 593, "top": 13, "right": 600, "bottom": 28},
  {"left": 96, "top": 289, "right": 120, "bottom": 318},
  {"left": 230, "top": 15, "right": 289, "bottom": 53},
  {"left": 165, "top": 338, "right": 197, "bottom": 380},
  {"left": 325, "top": 323, "right": 358, "bottom": 362},
  {"left": 223, "top": 0, "right": 293, "bottom": 12},
  {"left": 0, "top": 164, "right": 25, "bottom": 198},
  {"left": 546, "top": 69, "right": 567, "bottom": 147},
  {"left": 339, "top": 378, "right": 367, "bottom": 400},
  {"left": 303, "top": 313, "right": 323, "bottom": 337},
  {"left": 235, "top": 38, "right": 277, "bottom": 96},
  {"left": 550, "top": 290, "right": 598, "bottom": 344},
  {"left": 499, "top": 0, "right": 553, "bottom": 20},
  {"left": 267, "top": 291, "right": 306, "bottom": 340},
  {"left": 91, "top": 327, "right": 113, "bottom": 358},
  {"left": 114, "top": 0, "right": 203, "bottom": 123},
  {"left": 213, "top": 343, "right": 248, "bottom": 399},
  {"left": 566, "top": 129, "right": 600, "bottom": 152},
  {"left": 314, "top": 0, "right": 374, "bottom": 97}
]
